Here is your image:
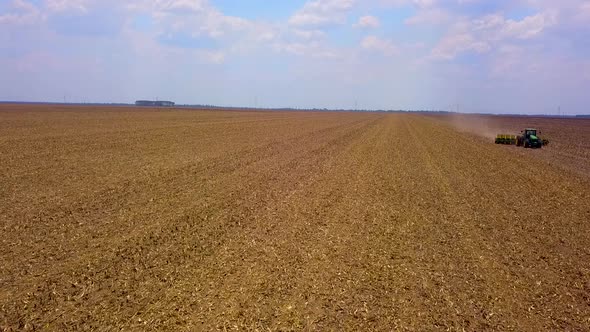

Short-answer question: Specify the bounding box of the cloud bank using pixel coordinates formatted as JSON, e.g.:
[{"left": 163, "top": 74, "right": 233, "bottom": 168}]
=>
[{"left": 0, "top": 0, "right": 588, "bottom": 113}]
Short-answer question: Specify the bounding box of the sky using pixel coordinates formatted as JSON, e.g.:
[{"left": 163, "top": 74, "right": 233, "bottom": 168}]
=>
[{"left": 0, "top": 0, "right": 589, "bottom": 114}]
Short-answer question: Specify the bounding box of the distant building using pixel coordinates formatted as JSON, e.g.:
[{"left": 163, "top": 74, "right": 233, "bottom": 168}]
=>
[
  {"left": 135, "top": 100, "right": 175, "bottom": 107},
  {"left": 135, "top": 100, "right": 154, "bottom": 106},
  {"left": 155, "top": 101, "right": 175, "bottom": 107}
]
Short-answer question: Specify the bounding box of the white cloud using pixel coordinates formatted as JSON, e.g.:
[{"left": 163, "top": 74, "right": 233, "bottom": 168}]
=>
[
  {"left": 431, "top": 33, "right": 490, "bottom": 60},
  {"left": 0, "top": 0, "right": 42, "bottom": 25},
  {"left": 45, "top": 0, "right": 89, "bottom": 13},
  {"left": 429, "top": 10, "right": 557, "bottom": 60},
  {"left": 569, "top": 1, "right": 590, "bottom": 23},
  {"left": 404, "top": 8, "right": 450, "bottom": 25},
  {"left": 152, "top": 5, "right": 250, "bottom": 39},
  {"left": 273, "top": 41, "right": 338, "bottom": 58},
  {"left": 412, "top": 0, "right": 438, "bottom": 7},
  {"left": 128, "top": 0, "right": 282, "bottom": 58},
  {"left": 12, "top": 0, "right": 37, "bottom": 12},
  {"left": 289, "top": 0, "right": 355, "bottom": 27},
  {"left": 377, "top": 0, "right": 438, "bottom": 8},
  {"left": 361, "top": 35, "right": 398, "bottom": 56},
  {"left": 501, "top": 12, "right": 557, "bottom": 39},
  {"left": 353, "top": 15, "right": 380, "bottom": 28},
  {"left": 489, "top": 44, "right": 526, "bottom": 77},
  {"left": 1, "top": 0, "right": 589, "bottom": 113},
  {"left": 472, "top": 14, "right": 504, "bottom": 30},
  {"left": 292, "top": 29, "right": 327, "bottom": 40},
  {"left": 153, "top": 0, "right": 209, "bottom": 13},
  {"left": 197, "top": 49, "right": 225, "bottom": 64}
]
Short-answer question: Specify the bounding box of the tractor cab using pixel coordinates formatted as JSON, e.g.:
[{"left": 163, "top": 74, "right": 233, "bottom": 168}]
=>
[{"left": 523, "top": 128, "right": 538, "bottom": 138}]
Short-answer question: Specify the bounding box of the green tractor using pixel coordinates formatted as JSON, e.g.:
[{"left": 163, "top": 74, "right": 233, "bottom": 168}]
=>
[
  {"left": 495, "top": 128, "right": 549, "bottom": 148},
  {"left": 517, "top": 128, "right": 546, "bottom": 148}
]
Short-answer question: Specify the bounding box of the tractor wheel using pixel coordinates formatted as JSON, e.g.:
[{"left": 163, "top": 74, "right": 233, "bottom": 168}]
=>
[{"left": 524, "top": 140, "right": 529, "bottom": 148}]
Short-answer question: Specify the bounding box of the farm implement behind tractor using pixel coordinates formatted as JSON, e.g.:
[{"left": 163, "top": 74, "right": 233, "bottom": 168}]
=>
[
  {"left": 495, "top": 134, "right": 517, "bottom": 145},
  {"left": 495, "top": 128, "right": 549, "bottom": 148}
]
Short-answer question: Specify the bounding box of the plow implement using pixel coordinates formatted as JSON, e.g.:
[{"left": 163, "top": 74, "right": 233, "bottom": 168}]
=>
[{"left": 495, "top": 134, "right": 517, "bottom": 145}]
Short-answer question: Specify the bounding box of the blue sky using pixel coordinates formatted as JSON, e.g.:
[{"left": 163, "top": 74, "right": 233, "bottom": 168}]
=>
[{"left": 1, "top": 0, "right": 589, "bottom": 114}]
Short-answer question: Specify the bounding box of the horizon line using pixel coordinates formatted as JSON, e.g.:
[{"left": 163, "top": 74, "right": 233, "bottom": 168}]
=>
[{"left": 0, "top": 100, "right": 588, "bottom": 118}]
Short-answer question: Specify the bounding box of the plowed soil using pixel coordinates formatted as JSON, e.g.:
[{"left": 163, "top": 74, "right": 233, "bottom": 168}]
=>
[
  {"left": 434, "top": 113, "right": 590, "bottom": 179},
  {"left": 1, "top": 105, "right": 589, "bottom": 331}
]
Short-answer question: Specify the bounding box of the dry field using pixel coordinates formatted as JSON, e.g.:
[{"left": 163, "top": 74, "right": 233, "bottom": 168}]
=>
[
  {"left": 1, "top": 104, "right": 589, "bottom": 331},
  {"left": 431, "top": 113, "right": 590, "bottom": 179}
]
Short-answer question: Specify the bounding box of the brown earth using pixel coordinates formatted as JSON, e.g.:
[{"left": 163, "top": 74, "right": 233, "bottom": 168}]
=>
[
  {"left": 1, "top": 104, "right": 589, "bottom": 331},
  {"left": 432, "top": 113, "right": 590, "bottom": 180}
]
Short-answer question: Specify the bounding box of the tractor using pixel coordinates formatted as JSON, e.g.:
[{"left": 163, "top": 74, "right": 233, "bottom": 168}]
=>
[
  {"left": 495, "top": 128, "right": 549, "bottom": 148},
  {"left": 516, "top": 128, "right": 545, "bottom": 148}
]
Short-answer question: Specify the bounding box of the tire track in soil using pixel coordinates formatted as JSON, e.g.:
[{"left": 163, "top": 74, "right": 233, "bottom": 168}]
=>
[
  {"left": 2, "top": 110, "right": 589, "bottom": 331},
  {"left": 111, "top": 116, "right": 386, "bottom": 331},
  {"left": 0, "top": 113, "right": 383, "bottom": 330},
  {"left": 402, "top": 115, "right": 590, "bottom": 330},
  {"left": 390, "top": 117, "right": 497, "bottom": 330},
  {"left": 175, "top": 113, "right": 394, "bottom": 331},
  {"left": 0, "top": 113, "right": 365, "bottom": 283},
  {"left": 157, "top": 114, "right": 590, "bottom": 331}
]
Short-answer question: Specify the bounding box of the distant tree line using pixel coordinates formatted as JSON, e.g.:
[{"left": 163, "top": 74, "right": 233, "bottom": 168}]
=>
[{"left": 1, "top": 101, "right": 589, "bottom": 117}]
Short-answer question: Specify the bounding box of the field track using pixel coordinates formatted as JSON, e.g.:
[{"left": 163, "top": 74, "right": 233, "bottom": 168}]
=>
[{"left": 1, "top": 105, "right": 589, "bottom": 331}]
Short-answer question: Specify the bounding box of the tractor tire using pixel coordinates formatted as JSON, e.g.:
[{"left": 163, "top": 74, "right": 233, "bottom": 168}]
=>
[{"left": 524, "top": 140, "right": 529, "bottom": 148}]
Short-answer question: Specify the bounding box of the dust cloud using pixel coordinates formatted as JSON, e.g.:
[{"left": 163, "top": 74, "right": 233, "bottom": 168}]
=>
[{"left": 448, "top": 114, "right": 505, "bottom": 140}]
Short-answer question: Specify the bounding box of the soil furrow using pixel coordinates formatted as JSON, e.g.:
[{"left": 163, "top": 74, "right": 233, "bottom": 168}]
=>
[{"left": 1, "top": 106, "right": 589, "bottom": 331}]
